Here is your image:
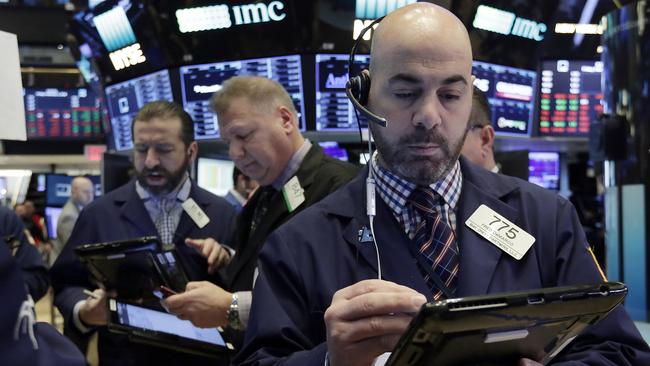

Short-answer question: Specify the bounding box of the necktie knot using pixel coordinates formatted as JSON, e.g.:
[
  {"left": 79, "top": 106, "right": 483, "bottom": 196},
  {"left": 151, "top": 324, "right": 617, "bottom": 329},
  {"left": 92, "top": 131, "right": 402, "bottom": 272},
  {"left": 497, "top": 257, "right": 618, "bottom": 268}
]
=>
[{"left": 408, "top": 187, "right": 440, "bottom": 220}]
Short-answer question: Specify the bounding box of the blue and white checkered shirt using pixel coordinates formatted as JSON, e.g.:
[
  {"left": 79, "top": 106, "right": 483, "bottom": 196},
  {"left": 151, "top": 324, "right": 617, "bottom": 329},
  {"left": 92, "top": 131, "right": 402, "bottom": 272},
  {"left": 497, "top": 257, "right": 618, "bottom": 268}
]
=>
[{"left": 372, "top": 152, "right": 463, "bottom": 239}]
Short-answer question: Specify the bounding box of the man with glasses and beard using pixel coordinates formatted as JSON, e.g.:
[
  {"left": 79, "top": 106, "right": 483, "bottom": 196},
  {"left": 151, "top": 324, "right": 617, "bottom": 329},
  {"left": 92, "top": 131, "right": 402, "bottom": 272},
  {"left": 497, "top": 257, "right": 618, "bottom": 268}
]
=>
[
  {"left": 236, "top": 3, "right": 649, "bottom": 366},
  {"left": 50, "top": 101, "right": 236, "bottom": 366}
]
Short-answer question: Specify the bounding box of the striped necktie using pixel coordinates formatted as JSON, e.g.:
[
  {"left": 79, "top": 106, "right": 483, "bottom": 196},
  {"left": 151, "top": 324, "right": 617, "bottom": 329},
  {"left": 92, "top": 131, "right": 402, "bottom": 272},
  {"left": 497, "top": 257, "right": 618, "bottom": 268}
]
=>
[{"left": 408, "top": 187, "right": 459, "bottom": 300}]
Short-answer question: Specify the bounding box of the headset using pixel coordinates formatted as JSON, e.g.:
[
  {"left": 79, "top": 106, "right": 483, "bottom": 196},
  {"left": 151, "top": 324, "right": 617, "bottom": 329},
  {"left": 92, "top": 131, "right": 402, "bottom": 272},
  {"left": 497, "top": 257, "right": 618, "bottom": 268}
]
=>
[
  {"left": 345, "top": 16, "right": 386, "bottom": 280},
  {"left": 345, "top": 16, "right": 387, "bottom": 128}
]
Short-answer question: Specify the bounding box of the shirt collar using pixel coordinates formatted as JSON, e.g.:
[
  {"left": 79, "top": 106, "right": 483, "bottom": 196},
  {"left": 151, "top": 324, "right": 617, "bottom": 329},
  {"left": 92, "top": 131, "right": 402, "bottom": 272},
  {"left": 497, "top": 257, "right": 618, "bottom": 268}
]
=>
[
  {"left": 136, "top": 173, "right": 191, "bottom": 203},
  {"left": 372, "top": 152, "right": 463, "bottom": 213},
  {"left": 271, "top": 139, "right": 311, "bottom": 190}
]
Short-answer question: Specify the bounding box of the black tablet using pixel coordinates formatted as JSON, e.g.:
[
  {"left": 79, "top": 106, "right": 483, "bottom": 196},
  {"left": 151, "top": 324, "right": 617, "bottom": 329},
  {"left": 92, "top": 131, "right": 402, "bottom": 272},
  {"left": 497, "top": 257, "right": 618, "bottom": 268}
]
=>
[
  {"left": 75, "top": 236, "right": 189, "bottom": 301},
  {"left": 108, "top": 299, "right": 233, "bottom": 358},
  {"left": 386, "top": 282, "right": 628, "bottom": 366}
]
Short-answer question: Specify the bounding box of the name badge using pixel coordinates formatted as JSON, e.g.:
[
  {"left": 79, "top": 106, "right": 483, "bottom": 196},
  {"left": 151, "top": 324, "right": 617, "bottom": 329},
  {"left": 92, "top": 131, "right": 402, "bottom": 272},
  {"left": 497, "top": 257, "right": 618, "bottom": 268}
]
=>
[
  {"left": 465, "top": 204, "right": 535, "bottom": 260},
  {"left": 282, "top": 176, "right": 305, "bottom": 213},
  {"left": 182, "top": 198, "right": 210, "bottom": 229}
]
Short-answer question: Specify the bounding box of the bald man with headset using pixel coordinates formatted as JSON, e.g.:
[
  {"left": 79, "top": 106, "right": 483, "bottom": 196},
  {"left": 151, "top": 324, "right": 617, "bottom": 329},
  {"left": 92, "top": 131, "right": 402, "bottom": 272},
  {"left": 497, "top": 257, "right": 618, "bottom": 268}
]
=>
[{"left": 236, "top": 3, "right": 649, "bottom": 366}]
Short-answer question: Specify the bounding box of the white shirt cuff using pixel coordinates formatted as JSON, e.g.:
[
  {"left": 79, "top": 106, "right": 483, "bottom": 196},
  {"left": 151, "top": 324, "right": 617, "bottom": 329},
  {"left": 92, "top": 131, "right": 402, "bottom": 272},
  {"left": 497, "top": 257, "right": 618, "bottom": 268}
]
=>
[
  {"left": 235, "top": 290, "right": 252, "bottom": 328},
  {"left": 72, "top": 300, "right": 94, "bottom": 334}
]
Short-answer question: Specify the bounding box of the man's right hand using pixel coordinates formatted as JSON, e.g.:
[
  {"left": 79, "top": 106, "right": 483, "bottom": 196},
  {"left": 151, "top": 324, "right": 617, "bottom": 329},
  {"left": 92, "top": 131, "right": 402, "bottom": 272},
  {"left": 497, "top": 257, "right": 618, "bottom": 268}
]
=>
[
  {"left": 78, "top": 288, "right": 109, "bottom": 326},
  {"left": 324, "top": 279, "right": 427, "bottom": 366}
]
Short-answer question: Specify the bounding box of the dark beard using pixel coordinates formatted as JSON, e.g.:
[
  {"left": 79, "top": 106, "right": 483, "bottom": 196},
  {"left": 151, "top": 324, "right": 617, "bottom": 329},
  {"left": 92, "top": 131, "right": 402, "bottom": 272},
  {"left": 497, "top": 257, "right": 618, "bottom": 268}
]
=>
[
  {"left": 136, "top": 156, "right": 190, "bottom": 196},
  {"left": 371, "top": 125, "right": 468, "bottom": 185}
]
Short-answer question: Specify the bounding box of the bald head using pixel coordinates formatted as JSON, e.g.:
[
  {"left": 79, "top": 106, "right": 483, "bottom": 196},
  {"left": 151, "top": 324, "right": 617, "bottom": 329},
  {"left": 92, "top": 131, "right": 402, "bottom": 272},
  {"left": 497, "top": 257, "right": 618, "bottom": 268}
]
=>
[
  {"left": 363, "top": 3, "right": 475, "bottom": 185},
  {"left": 370, "top": 3, "right": 472, "bottom": 76},
  {"left": 71, "top": 176, "right": 94, "bottom": 207}
]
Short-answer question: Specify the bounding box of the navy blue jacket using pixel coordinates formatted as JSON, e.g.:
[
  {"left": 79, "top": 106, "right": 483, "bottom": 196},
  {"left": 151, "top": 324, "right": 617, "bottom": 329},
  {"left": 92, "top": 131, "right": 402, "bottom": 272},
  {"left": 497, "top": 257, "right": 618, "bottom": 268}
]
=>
[
  {"left": 0, "top": 205, "right": 49, "bottom": 301},
  {"left": 238, "top": 159, "right": 650, "bottom": 365},
  {"left": 1, "top": 229, "right": 85, "bottom": 366},
  {"left": 50, "top": 180, "right": 236, "bottom": 366}
]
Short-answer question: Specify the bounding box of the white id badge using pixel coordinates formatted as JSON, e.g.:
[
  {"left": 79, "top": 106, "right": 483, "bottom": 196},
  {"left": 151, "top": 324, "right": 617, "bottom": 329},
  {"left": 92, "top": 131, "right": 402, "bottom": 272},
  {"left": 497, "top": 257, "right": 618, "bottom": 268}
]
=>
[
  {"left": 182, "top": 197, "right": 210, "bottom": 229},
  {"left": 282, "top": 176, "right": 305, "bottom": 213},
  {"left": 465, "top": 204, "right": 535, "bottom": 260}
]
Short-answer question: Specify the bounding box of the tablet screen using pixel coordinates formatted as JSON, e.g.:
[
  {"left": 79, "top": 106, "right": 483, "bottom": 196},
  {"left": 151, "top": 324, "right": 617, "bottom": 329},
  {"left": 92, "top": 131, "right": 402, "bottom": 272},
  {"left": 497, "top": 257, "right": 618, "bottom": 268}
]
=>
[{"left": 115, "top": 301, "right": 226, "bottom": 347}]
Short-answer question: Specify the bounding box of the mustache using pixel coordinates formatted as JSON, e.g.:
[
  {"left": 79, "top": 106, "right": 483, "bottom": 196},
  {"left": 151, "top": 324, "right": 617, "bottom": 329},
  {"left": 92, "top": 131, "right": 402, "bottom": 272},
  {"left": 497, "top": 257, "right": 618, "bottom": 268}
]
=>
[{"left": 399, "top": 128, "right": 448, "bottom": 146}]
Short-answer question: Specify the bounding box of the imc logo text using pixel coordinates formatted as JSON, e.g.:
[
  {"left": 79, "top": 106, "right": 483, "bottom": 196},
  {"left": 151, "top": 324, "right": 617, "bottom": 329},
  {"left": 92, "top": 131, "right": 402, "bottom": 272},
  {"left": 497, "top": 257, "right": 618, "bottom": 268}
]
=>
[{"left": 176, "top": 1, "right": 287, "bottom": 33}]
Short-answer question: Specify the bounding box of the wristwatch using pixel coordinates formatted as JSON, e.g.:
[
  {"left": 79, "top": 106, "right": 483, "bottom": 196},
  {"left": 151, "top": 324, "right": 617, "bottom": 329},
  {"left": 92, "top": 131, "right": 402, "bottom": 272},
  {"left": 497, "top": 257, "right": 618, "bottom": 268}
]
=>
[{"left": 226, "top": 293, "right": 243, "bottom": 330}]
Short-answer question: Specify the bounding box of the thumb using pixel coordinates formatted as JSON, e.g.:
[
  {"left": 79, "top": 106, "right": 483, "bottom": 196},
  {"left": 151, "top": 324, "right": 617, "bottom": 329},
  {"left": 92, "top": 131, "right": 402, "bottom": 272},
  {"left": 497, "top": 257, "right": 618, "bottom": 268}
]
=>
[{"left": 185, "top": 281, "right": 203, "bottom": 291}]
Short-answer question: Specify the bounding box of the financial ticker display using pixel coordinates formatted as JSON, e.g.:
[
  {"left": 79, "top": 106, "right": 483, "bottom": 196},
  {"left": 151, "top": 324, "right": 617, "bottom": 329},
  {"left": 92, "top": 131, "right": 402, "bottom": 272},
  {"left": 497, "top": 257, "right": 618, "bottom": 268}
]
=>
[
  {"left": 105, "top": 69, "right": 174, "bottom": 151},
  {"left": 472, "top": 61, "right": 536, "bottom": 136},
  {"left": 180, "top": 55, "right": 305, "bottom": 139},
  {"left": 538, "top": 60, "right": 603, "bottom": 137},
  {"left": 315, "top": 54, "right": 370, "bottom": 131},
  {"left": 24, "top": 88, "right": 102, "bottom": 139}
]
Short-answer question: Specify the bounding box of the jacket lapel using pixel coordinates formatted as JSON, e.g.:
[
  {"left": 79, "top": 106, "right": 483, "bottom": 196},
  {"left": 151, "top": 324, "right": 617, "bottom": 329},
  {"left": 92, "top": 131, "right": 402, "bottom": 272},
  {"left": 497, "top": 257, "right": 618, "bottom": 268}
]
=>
[
  {"left": 117, "top": 183, "right": 157, "bottom": 236},
  {"left": 338, "top": 173, "right": 431, "bottom": 297},
  {"left": 455, "top": 159, "right": 520, "bottom": 296}
]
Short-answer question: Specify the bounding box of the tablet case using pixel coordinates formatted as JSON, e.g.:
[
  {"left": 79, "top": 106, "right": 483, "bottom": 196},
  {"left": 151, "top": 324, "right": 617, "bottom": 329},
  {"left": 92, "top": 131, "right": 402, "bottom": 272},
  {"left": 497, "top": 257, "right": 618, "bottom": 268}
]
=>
[
  {"left": 386, "top": 282, "right": 627, "bottom": 366},
  {"left": 75, "top": 236, "right": 189, "bottom": 302}
]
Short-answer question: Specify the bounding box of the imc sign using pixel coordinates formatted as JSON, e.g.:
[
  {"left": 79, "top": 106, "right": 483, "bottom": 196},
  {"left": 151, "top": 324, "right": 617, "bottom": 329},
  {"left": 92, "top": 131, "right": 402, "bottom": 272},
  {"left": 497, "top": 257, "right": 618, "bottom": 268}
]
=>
[{"left": 176, "top": 1, "right": 287, "bottom": 33}]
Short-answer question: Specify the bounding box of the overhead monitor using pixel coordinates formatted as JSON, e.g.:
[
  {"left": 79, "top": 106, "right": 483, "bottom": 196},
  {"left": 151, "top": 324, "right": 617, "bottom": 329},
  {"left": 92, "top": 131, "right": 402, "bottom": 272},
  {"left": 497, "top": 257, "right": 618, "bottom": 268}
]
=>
[
  {"left": 315, "top": 54, "right": 370, "bottom": 131},
  {"left": 104, "top": 69, "right": 174, "bottom": 150},
  {"left": 528, "top": 152, "right": 560, "bottom": 190},
  {"left": 472, "top": 61, "right": 537, "bottom": 136},
  {"left": 23, "top": 88, "right": 103, "bottom": 140},
  {"left": 538, "top": 60, "right": 603, "bottom": 137},
  {"left": 196, "top": 157, "right": 234, "bottom": 197},
  {"left": 180, "top": 55, "right": 305, "bottom": 139}
]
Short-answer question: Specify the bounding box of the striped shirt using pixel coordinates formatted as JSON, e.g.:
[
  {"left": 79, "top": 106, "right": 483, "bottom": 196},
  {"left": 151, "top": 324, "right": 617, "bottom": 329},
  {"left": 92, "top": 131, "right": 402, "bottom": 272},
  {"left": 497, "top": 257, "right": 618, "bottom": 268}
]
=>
[{"left": 372, "top": 153, "right": 463, "bottom": 239}]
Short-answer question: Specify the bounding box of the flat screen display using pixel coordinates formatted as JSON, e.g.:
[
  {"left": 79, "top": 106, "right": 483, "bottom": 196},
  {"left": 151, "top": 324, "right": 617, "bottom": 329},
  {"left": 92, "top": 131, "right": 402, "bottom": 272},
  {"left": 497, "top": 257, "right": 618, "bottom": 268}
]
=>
[
  {"left": 45, "top": 174, "right": 102, "bottom": 207},
  {"left": 319, "top": 141, "right": 348, "bottom": 162},
  {"left": 528, "top": 152, "right": 560, "bottom": 190},
  {"left": 472, "top": 61, "right": 536, "bottom": 136},
  {"left": 315, "top": 54, "right": 370, "bottom": 131},
  {"left": 105, "top": 69, "right": 174, "bottom": 151},
  {"left": 115, "top": 301, "right": 226, "bottom": 346},
  {"left": 180, "top": 55, "right": 305, "bottom": 139},
  {"left": 538, "top": 60, "right": 603, "bottom": 137},
  {"left": 23, "top": 88, "right": 103, "bottom": 139},
  {"left": 196, "top": 157, "right": 235, "bottom": 197}
]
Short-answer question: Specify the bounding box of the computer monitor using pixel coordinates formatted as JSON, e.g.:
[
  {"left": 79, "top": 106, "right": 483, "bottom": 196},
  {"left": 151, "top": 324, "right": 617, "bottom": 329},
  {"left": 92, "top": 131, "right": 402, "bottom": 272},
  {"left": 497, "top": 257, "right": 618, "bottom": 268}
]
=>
[
  {"left": 23, "top": 87, "right": 103, "bottom": 139},
  {"left": 315, "top": 53, "right": 371, "bottom": 131},
  {"left": 472, "top": 61, "right": 537, "bottom": 136},
  {"left": 528, "top": 152, "right": 560, "bottom": 190},
  {"left": 101, "top": 152, "right": 134, "bottom": 194},
  {"left": 196, "top": 157, "right": 234, "bottom": 197},
  {"left": 105, "top": 69, "right": 174, "bottom": 151},
  {"left": 44, "top": 206, "right": 63, "bottom": 240},
  {"left": 180, "top": 55, "right": 305, "bottom": 140},
  {"left": 45, "top": 174, "right": 73, "bottom": 207},
  {"left": 318, "top": 141, "right": 349, "bottom": 162},
  {"left": 538, "top": 60, "right": 603, "bottom": 137}
]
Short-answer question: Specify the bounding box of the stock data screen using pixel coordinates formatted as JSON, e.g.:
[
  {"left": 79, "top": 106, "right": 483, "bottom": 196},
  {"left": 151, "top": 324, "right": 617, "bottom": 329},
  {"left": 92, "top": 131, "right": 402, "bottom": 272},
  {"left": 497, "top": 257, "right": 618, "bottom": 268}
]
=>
[
  {"left": 105, "top": 69, "right": 174, "bottom": 151},
  {"left": 472, "top": 61, "right": 536, "bottom": 136},
  {"left": 180, "top": 55, "right": 305, "bottom": 139},
  {"left": 528, "top": 152, "right": 560, "bottom": 190},
  {"left": 538, "top": 60, "right": 603, "bottom": 137},
  {"left": 24, "top": 88, "right": 102, "bottom": 139},
  {"left": 315, "top": 54, "right": 371, "bottom": 131}
]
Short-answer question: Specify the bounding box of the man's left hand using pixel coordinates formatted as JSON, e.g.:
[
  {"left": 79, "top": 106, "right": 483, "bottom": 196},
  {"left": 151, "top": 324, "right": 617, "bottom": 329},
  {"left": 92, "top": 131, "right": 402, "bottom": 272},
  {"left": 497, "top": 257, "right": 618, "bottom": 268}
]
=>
[
  {"left": 162, "top": 281, "right": 232, "bottom": 328},
  {"left": 185, "top": 237, "right": 231, "bottom": 274}
]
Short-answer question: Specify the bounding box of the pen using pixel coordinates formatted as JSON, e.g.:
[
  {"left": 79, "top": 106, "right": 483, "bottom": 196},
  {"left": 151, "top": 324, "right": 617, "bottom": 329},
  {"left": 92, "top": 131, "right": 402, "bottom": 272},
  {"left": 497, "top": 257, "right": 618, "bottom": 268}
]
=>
[{"left": 83, "top": 289, "right": 101, "bottom": 300}]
